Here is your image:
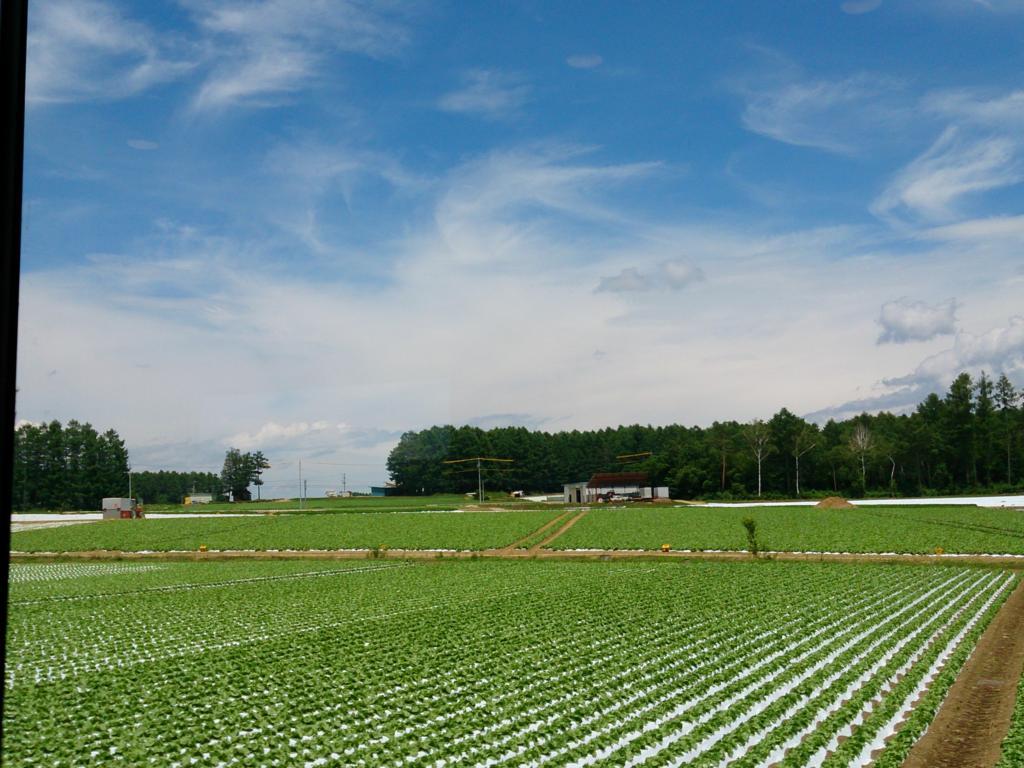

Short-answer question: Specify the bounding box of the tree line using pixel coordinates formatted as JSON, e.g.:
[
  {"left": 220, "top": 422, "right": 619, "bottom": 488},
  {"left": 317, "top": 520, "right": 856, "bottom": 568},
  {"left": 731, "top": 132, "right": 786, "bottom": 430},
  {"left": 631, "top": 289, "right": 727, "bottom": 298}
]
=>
[
  {"left": 386, "top": 372, "right": 1024, "bottom": 499},
  {"left": 10, "top": 422, "right": 272, "bottom": 510},
  {"left": 11, "top": 420, "right": 130, "bottom": 511},
  {"left": 130, "top": 471, "right": 224, "bottom": 505}
]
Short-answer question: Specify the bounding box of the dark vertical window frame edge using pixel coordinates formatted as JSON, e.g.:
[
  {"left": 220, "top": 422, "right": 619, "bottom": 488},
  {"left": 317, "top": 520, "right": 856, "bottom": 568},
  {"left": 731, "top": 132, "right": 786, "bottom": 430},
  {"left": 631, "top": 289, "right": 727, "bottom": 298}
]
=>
[{"left": 0, "top": 0, "right": 29, "bottom": 737}]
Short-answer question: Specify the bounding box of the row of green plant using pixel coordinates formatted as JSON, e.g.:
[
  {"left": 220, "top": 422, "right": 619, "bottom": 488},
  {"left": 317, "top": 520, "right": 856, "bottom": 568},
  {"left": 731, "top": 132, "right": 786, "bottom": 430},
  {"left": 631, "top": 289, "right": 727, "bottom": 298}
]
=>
[
  {"left": 553, "top": 505, "right": 1024, "bottom": 555},
  {"left": 8, "top": 508, "right": 559, "bottom": 552},
  {"left": 4, "top": 559, "right": 1016, "bottom": 766},
  {"left": 998, "top": 641, "right": 1024, "bottom": 767},
  {"left": 11, "top": 504, "right": 1024, "bottom": 555}
]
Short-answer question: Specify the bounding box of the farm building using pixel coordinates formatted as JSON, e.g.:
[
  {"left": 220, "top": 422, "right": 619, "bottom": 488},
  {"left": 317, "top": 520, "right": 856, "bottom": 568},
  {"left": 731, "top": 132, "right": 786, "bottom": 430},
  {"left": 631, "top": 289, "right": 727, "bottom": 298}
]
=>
[
  {"left": 370, "top": 484, "right": 400, "bottom": 497},
  {"left": 184, "top": 493, "right": 213, "bottom": 505},
  {"left": 563, "top": 472, "right": 670, "bottom": 503}
]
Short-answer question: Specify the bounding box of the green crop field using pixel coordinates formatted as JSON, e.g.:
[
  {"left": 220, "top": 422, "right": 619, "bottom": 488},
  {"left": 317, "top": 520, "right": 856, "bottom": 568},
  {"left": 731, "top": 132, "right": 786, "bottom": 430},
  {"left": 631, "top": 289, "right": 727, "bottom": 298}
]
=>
[
  {"left": 139, "top": 494, "right": 535, "bottom": 513},
  {"left": 3, "top": 559, "right": 1019, "bottom": 767},
  {"left": 8, "top": 509, "right": 559, "bottom": 553},
  {"left": 550, "top": 505, "right": 1024, "bottom": 555}
]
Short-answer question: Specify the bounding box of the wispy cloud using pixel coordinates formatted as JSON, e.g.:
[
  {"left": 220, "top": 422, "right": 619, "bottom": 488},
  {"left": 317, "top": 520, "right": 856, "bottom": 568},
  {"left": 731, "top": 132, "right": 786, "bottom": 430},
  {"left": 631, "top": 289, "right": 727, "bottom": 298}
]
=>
[
  {"left": 437, "top": 69, "right": 531, "bottom": 120},
  {"left": 226, "top": 420, "right": 336, "bottom": 450},
  {"left": 919, "top": 214, "right": 1024, "bottom": 241},
  {"left": 871, "top": 126, "right": 1022, "bottom": 223},
  {"left": 27, "top": 0, "right": 192, "bottom": 104},
  {"left": 877, "top": 297, "right": 958, "bottom": 344},
  {"left": 127, "top": 139, "right": 159, "bottom": 151},
  {"left": 567, "top": 54, "right": 603, "bottom": 69},
  {"left": 596, "top": 260, "right": 704, "bottom": 293},
  {"left": 733, "top": 52, "right": 905, "bottom": 154},
  {"left": 431, "top": 145, "right": 661, "bottom": 267},
  {"left": 924, "top": 88, "right": 1024, "bottom": 127},
  {"left": 264, "top": 140, "right": 422, "bottom": 193},
  {"left": 186, "top": 0, "right": 410, "bottom": 111}
]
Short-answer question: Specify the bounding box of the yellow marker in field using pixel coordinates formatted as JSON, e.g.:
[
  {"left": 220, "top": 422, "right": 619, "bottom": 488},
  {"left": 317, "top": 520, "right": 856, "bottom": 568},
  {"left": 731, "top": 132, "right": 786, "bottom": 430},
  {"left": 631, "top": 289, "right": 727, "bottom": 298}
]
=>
[{"left": 199, "top": 544, "right": 208, "bottom": 553}]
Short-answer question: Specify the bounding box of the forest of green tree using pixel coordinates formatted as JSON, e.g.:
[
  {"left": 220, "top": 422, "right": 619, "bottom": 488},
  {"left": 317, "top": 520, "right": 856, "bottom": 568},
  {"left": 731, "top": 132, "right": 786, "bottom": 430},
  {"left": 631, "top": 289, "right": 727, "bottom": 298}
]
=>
[
  {"left": 386, "top": 372, "right": 1024, "bottom": 499},
  {"left": 10, "top": 421, "right": 225, "bottom": 510},
  {"left": 11, "top": 420, "right": 130, "bottom": 511}
]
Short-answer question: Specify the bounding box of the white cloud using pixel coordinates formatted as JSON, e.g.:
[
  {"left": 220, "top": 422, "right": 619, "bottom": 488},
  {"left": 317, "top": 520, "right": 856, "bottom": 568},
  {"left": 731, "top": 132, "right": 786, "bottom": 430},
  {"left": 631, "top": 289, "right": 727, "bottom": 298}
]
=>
[
  {"left": 660, "top": 260, "right": 705, "bottom": 290},
  {"left": 194, "top": 47, "right": 314, "bottom": 110},
  {"left": 811, "top": 315, "right": 1024, "bottom": 420},
  {"left": 871, "top": 126, "right": 1022, "bottom": 223},
  {"left": 877, "top": 297, "right": 958, "bottom": 344},
  {"left": 431, "top": 145, "right": 661, "bottom": 267},
  {"left": 924, "top": 88, "right": 1024, "bottom": 127},
  {"left": 16, "top": 142, "right": 1024, "bottom": 489},
  {"left": 596, "top": 260, "right": 704, "bottom": 293},
  {"left": 437, "top": 69, "right": 531, "bottom": 120},
  {"left": 226, "top": 420, "right": 331, "bottom": 450},
  {"left": 886, "top": 316, "right": 1024, "bottom": 387},
  {"left": 919, "top": 214, "right": 1024, "bottom": 242},
  {"left": 736, "top": 65, "right": 903, "bottom": 154},
  {"left": 596, "top": 267, "right": 649, "bottom": 293},
  {"left": 127, "top": 139, "right": 159, "bottom": 151},
  {"left": 27, "top": 0, "right": 192, "bottom": 104},
  {"left": 567, "top": 54, "right": 603, "bottom": 69},
  {"left": 186, "top": 0, "right": 410, "bottom": 111}
]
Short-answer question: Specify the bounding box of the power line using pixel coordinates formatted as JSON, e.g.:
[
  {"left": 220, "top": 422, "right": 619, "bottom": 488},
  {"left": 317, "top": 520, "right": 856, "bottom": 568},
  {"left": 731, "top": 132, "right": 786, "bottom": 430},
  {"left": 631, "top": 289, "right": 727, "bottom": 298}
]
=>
[{"left": 442, "top": 457, "right": 513, "bottom": 502}]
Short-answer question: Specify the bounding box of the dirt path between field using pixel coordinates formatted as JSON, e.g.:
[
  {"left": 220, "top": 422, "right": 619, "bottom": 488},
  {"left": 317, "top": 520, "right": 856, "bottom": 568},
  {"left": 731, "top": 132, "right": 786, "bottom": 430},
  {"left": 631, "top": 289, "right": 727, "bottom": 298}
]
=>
[
  {"left": 901, "top": 578, "right": 1024, "bottom": 768},
  {"left": 499, "top": 511, "right": 573, "bottom": 552},
  {"left": 527, "top": 510, "right": 589, "bottom": 553}
]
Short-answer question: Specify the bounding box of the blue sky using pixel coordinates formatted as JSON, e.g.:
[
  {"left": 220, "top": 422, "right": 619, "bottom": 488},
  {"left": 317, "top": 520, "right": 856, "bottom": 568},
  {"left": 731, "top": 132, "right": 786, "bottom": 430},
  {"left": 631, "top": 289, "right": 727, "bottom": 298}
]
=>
[{"left": 15, "top": 0, "right": 1024, "bottom": 494}]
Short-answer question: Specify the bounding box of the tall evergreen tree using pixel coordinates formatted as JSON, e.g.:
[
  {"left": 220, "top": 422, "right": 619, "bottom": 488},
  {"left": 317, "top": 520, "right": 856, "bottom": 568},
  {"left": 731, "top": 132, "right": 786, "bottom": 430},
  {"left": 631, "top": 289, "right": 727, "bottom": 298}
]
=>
[{"left": 995, "top": 374, "right": 1019, "bottom": 484}]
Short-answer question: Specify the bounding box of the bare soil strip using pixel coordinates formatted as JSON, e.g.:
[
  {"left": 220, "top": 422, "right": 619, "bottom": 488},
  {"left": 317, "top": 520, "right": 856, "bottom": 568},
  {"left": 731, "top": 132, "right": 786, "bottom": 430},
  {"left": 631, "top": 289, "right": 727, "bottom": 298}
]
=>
[
  {"left": 9, "top": 548, "right": 1024, "bottom": 568},
  {"left": 500, "top": 511, "right": 573, "bottom": 551},
  {"left": 902, "top": 579, "right": 1024, "bottom": 768},
  {"left": 527, "top": 510, "right": 589, "bottom": 553},
  {"left": 9, "top": 520, "right": 97, "bottom": 533}
]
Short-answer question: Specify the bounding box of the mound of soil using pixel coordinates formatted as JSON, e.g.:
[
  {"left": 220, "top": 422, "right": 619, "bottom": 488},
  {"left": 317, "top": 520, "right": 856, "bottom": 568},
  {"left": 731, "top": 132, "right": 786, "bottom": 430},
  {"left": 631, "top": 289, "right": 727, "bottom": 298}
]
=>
[{"left": 816, "top": 496, "right": 856, "bottom": 509}]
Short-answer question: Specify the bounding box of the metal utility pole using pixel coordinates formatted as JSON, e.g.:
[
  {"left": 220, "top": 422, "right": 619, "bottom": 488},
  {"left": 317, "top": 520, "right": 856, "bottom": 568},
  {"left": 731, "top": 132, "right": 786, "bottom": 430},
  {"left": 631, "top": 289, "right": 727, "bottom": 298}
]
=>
[
  {"left": 128, "top": 470, "right": 132, "bottom": 501},
  {"left": 442, "top": 457, "right": 513, "bottom": 502},
  {"left": 298, "top": 459, "right": 303, "bottom": 510},
  {"left": 303, "top": 479, "right": 308, "bottom": 501},
  {"left": 342, "top": 473, "right": 346, "bottom": 495}
]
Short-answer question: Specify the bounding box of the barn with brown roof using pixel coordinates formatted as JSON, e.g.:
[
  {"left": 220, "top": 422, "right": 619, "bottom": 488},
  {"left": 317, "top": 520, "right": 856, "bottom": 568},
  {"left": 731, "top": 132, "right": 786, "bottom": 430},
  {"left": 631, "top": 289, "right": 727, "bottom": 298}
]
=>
[{"left": 563, "top": 472, "right": 669, "bottom": 503}]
